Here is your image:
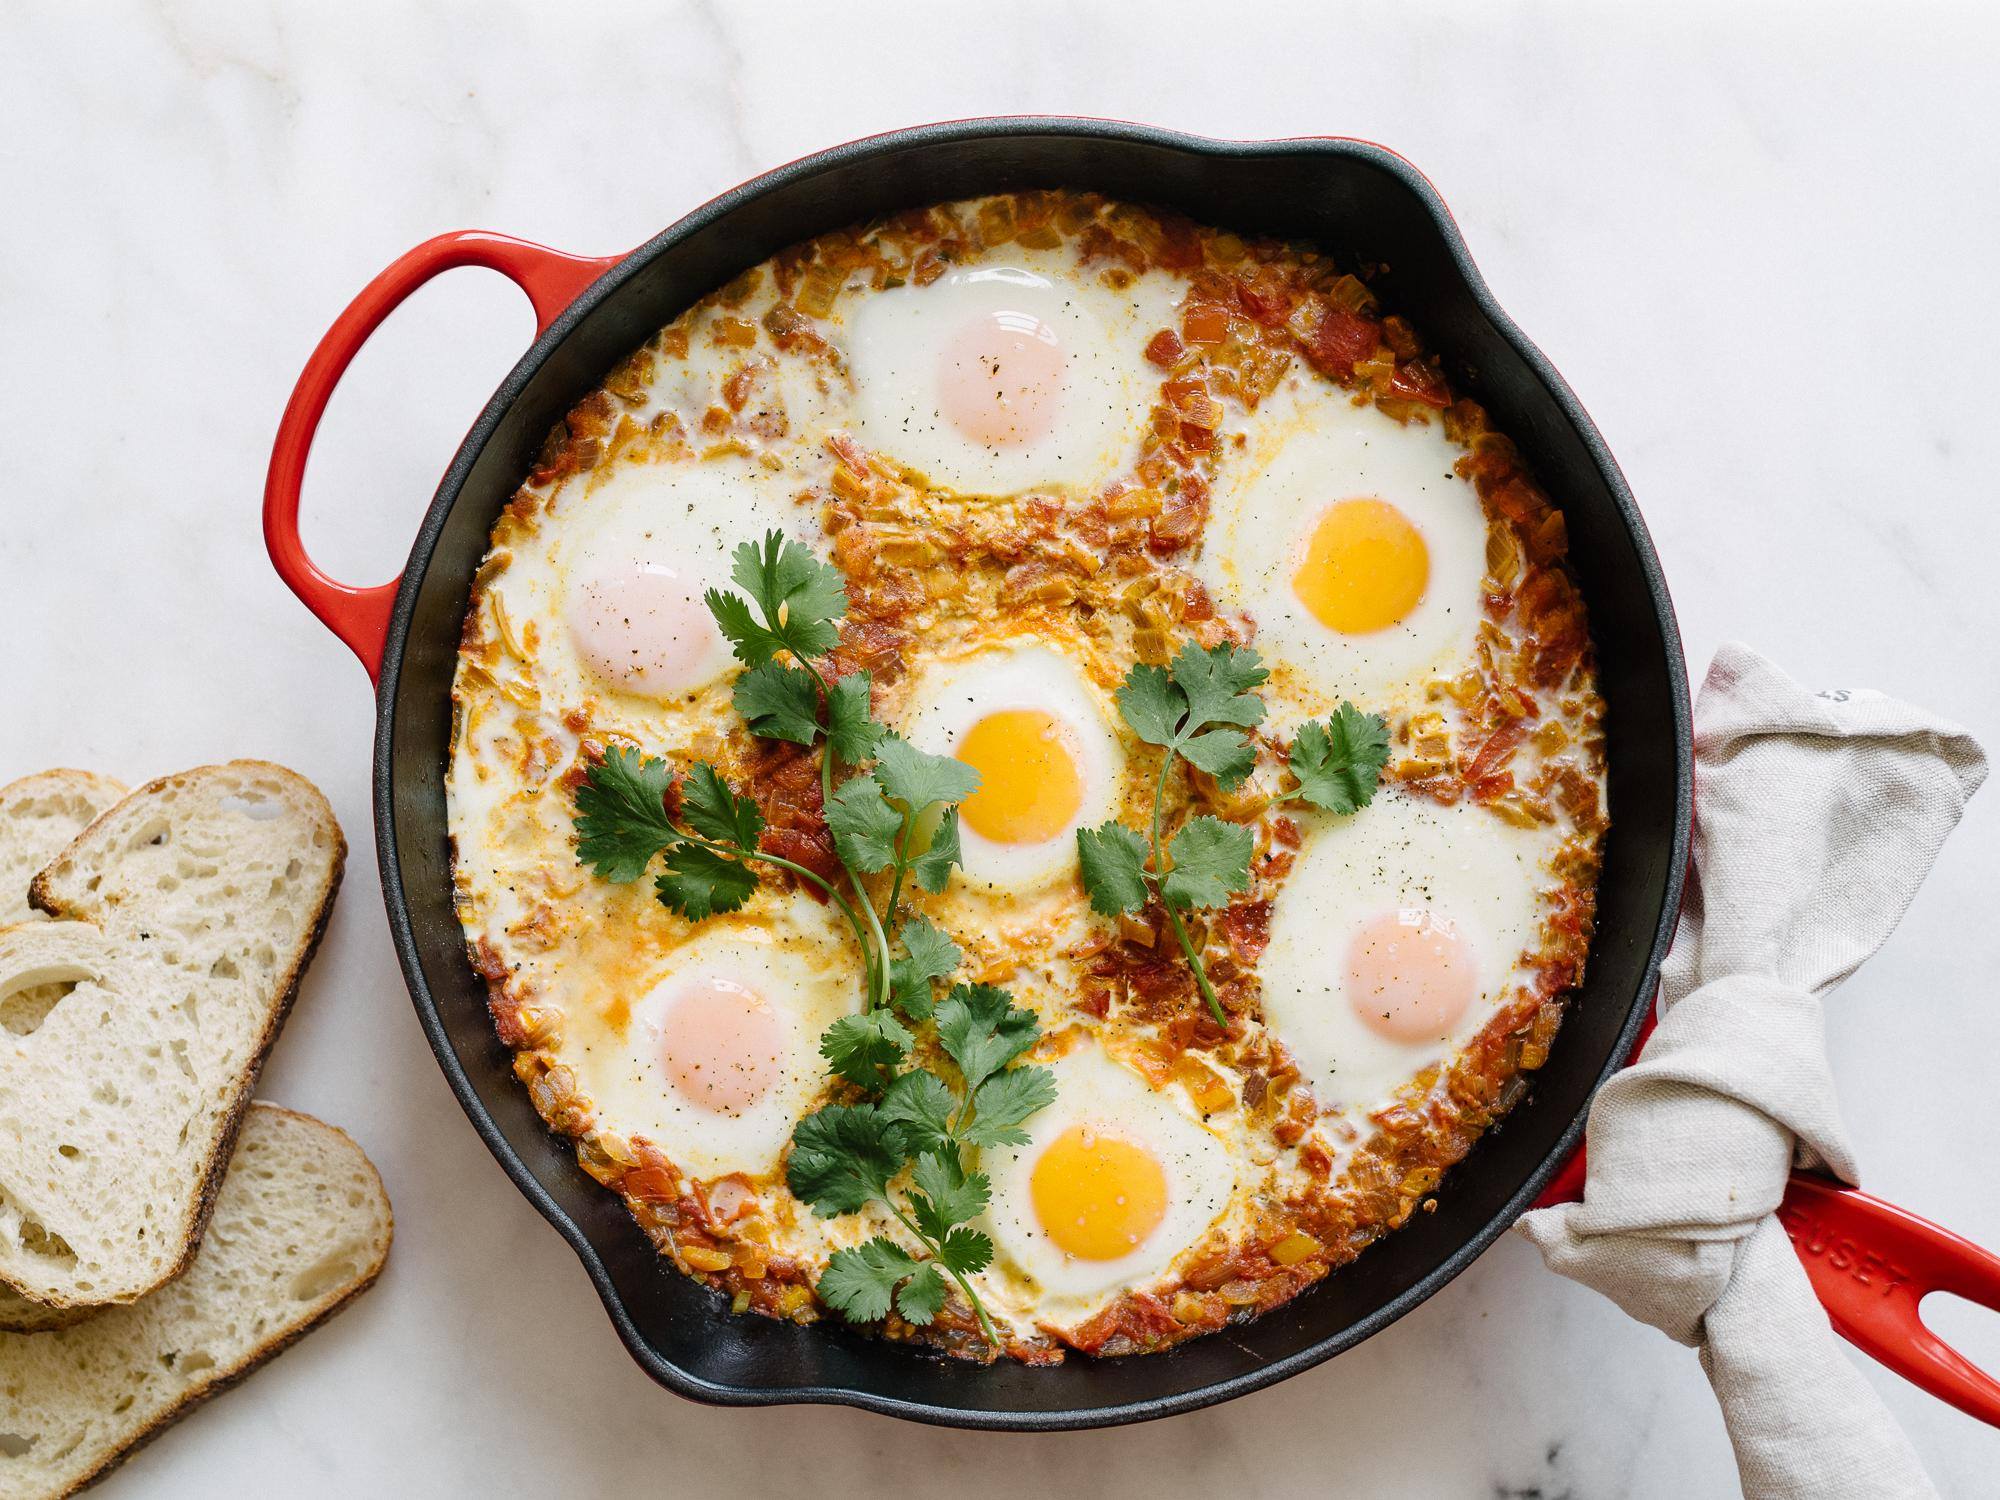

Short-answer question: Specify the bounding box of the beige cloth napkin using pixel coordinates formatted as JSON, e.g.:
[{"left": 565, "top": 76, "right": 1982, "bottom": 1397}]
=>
[{"left": 1516, "top": 643, "right": 1987, "bottom": 1499}]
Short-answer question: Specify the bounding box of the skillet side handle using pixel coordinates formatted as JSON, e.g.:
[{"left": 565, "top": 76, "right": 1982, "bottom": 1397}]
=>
[
  {"left": 1778, "top": 1175, "right": 2000, "bottom": 1429},
  {"left": 263, "top": 232, "right": 623, "bottom": 683}
]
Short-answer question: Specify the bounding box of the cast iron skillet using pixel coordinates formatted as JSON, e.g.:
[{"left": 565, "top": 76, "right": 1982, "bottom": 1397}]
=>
[{"left": 264, "top": 119, "right": 1698, "bottom": 1429}]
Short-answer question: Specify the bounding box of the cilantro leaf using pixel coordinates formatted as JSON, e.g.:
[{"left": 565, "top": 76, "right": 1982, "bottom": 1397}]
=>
[
  {"left": 887, "top": 916, "right": 959, "bottom": 1020},
  {"left": 826, "top": 774, "right": 902, "bottom": 873},
  {"left": 936, "top": 984, "right": 1039, "bottom": 1094},
  {"left": 818, "top": 1237, "right": 918, "bottom": 1323},
  {"left": 1076, "top": 820, "right": 1151, "bottom": 916},
  {"left": 705, "top": 586, "right": 782, "bottom": 667},
  {"left": 909, "top": 1151, "right": 990, "bottom": 1242},
  {"left": 873, "top": 734, "right": 980, "bottom": 812},
  {"left": 1114, "top": 661, "right": 1185, "bottom": 749},
  {"left": 654, "top": 844, "right": 759, "bottom": 920},
  {"left": 825, "top": 672, "right": 883, "bottom": 764},
  {"left": 678, "top": 763, "right": 765, "bottom": 850},
  {"left": 935, "top": 1226, "right": 994, "bottom": 1278},
  {"left": 1178, "top": 727, "right": 1257, "bottom": 788},
  {"left": 819, "top": 1011, "right": 913, "bottom": 1090},
  {"left": 1161, "top": 816, "right": 1254, "bottom": 910},
  {"left": 905, "top": 807, "right": 963, "bottom": 894},
  {"left": 877, "top": 1068, "right": 956, "bottom": 1154},
  {"left": 786, "top": 1105, "right": 905, "bottom": 1217},
  {"left": 726, "top": 531, "right": 846, "bottom": 661},
  {"left": 1289, "top": 702, "right": 1392, "bottom": 815},
  {"left": 963, "top": 1065, "right": 1058, "bottom": 1148},
  {"left": 893, "top": 1261, "right": 948, "bottom": 1324},
  {"left": 1169, "top": 640, "right": 1267, "bottom": 732},
  {"left": 574, "top": 746, "right": 678, "bottom": 883},
  {"left": 732, "top": 662, "right": 823, "bottom": 746}
]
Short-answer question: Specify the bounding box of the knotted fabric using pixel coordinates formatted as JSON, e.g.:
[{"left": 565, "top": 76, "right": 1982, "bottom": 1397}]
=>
[{"left": 1516, "top": 643, "right": 1986, "bottom": 1498}]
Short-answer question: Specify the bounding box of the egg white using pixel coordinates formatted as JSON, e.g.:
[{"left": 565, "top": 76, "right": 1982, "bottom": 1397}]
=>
[
  {"left": 570, "top": 901, "right": 859, "bottom": 1180},
  {"left": 508, "top": 453, "right": 821, "bottom": 707},
  {"left": 980, "top": 1044, "right": 1238, "bottom": 1315},
  {"left": 841, "top": 257, "right": 1182, "bottom": 494},
  {"left": 1258, "top": 790, "right": 1558, "bottom": 1118},
  {"left": 897, "top": 642, "right": 1122, "bottom": 896},
  {"left": 1196, "top": 373, "right": 1487, "bottom": 720}
]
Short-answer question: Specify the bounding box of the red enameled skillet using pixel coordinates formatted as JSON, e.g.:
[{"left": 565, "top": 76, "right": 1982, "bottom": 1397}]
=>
[{"left": 262, "top": 118, "right": 2000, "bottom": 1430}]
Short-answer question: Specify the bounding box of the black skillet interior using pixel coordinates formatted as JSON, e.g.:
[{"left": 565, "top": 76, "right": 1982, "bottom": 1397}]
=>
[{"left": 373, "top": 120, "right": 1692, "bottom": 1430}]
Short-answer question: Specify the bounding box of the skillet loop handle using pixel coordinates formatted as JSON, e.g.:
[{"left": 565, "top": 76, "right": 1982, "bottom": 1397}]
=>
[
  {"left": 1778, "top": 1175, "right": 2000, "bottom": 1429},
  {"left": 263, "top": 232, "right": 622, "bottom": 683}
]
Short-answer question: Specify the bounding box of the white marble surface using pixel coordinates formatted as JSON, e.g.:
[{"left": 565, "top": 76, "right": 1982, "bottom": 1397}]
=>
[{"left": 4, "top": 2, "right": 1999, "bottom": 1494}]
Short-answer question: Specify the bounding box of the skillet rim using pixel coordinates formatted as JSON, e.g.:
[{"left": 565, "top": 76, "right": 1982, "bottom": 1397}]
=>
[{"left": 367, "top": 115, "right": 1694, "bottom": 1430}]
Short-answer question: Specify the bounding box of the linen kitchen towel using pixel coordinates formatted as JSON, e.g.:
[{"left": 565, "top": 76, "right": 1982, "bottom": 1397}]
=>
[{"left": 1517, "top": 642, "right": 1987, "bottom": 1500}]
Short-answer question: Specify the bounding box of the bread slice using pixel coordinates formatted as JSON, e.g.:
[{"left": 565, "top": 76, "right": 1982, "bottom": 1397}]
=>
[
  {"left": 0, "top": 772, "right": 125, "bottom": 928},
  {"left": 0, "top": 1104, "right": 391, "bottom": 1500},
  {"left": 0, "top": 762, "right": 345, "bottom": 1316},
  {"left": 0, "top": 772, "right": 129, "bottom": 1332}
]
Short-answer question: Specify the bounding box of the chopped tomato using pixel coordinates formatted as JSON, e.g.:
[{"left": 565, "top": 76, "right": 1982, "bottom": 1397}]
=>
[
  {"left": 1144, "top": 328, "right": 1185, "bottom": 367},
  {"left": 1304, "top": 307, "right": 1379, "bottom": 376},
  {"left": 1183, "top": 302, "right": 1231, "bottom": 344},
  {"left": 1387, "top": 358, "right": 1451, "bottom": 409}
]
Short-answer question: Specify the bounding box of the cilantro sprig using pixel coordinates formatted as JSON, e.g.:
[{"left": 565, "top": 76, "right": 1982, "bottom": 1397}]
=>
[
  {"left": 1076, "top": 641, "right": 1392, "bottom": 1027},
  {"left": 577, "top": 749, "right": 855, "bottom": 925},
  {"left": 570, "top": 529, "right": 1054, "bottom": 1350},
  {"left": 791, "top": 981, "right": 1055, "bottom": 1347},
  {"left": 1288, "top": 700, "right": 1393, "bottom": 815},
  {"left": 1076, "top": 642, "right": 1267, "bottom": 1026}
]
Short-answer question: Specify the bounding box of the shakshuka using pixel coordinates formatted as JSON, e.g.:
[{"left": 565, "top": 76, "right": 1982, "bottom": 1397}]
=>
[{"left": 447, "top": 192, "right": 1607, "bottom": 1362}]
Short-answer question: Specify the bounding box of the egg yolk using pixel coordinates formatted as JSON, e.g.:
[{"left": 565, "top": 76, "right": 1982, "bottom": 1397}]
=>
[
  {"left": 1030, "top": 1125, "right": 1169, "bottom": 1262},
  {"left": 1345, "top": 909, "right": 1478, "bottom": 1044},
  {"left": 955, "top": 708, "right": 1085, "bottom": 845},
  {"left": 937, "top": 310, "right": 1065, "bottom": 449},
  {"left": 1292, "top": 498, "right": 1430, "bottom": 635},
  {"left": 657, "top": 977, "right": 785, "bottom": 1115},
  {"left": 566, "top": 560, "right": 720, "bottom": 695}
]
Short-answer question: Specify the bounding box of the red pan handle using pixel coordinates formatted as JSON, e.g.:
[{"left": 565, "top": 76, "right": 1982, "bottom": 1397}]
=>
[
  {"left": 1534, "top": 1015, "right": 2000, "bottom": 1427},
  {"left": 1779, "top": 1177, "right": 2000, "bottom": 1428},
  {"left": 263, "top": 232, "right": 623, "bottom": 682}
]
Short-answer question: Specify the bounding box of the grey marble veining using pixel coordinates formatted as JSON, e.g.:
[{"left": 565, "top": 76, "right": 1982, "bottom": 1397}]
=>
[{"left": 2, "top": 2, "right": 1997, "bottom": 1495}]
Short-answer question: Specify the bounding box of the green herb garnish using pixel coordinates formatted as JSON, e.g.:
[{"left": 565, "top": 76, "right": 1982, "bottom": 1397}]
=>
[
  {"left": 791, "top": 981, "right": 1055, "bottom": 1346},
  {"left": 571, "top": 530, "right": 1051, "bottom": 1351},
  {"left": 1077, "top": 641, "right": 1391, "bottom": 1027},
  {"left": 1287, "top": 700, "right": 1393, "bottom": 815}
]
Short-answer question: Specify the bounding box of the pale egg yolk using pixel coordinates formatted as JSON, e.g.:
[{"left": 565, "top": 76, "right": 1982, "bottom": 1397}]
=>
[
  {"left": 657, "top": 977, "right": 784, "bottom": 1115},
  {"left": 937, "top": 310, "right": 1066, "bottom": 449},
  {"left": 1345, "top": 909, "right": 1478, "bottom": 1044},
  {"left": 955, "top": 708, "right": 1085, "bottom": 845},
  {"left": 1030, "top": 1125, "right": 1169, "bottom": 1262},
  {"left": 566, "top": 560, "right": 719, "bottom": 695},
  {"left": 1292, "top": 498, "right": 1430, "bottom": 635}
]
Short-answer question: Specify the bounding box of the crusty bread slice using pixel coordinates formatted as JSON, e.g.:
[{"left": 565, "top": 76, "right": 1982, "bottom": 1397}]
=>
[
  {"left": 0, "top": 771, "right": 125, "bottom": 927},
  {"left": 0, "top": 1104, "right": 391, "bottom": 1500},
  {"left": 0, "top": 762, "right": 345, "bottom": 1315},
  {"left": 0, "top": 772, "right": 128, "bottom": 1332}
]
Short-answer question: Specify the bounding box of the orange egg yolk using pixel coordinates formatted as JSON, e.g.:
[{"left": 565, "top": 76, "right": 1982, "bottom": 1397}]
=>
[
  {"left": 566, "top": 560, "right": 719, "bottom": 694},
  {"left": 657, "top": 977, "right": 784, "bottom": 1115},
  {"left": 1030, "top": 1125, "right": 1169, "bottom": 1262},
  {"left": 1292, "top": 498, "right": 1430, "bottom": 635},
  {"left": 955, "top": 708, "right": 1085, "bottom": 845},
  {"left": 937, "top": 310, "right": 1065, "bottom": 449},
  {"left": 1345, "top": 909, "right": 1478, "bottom": 1044}
]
